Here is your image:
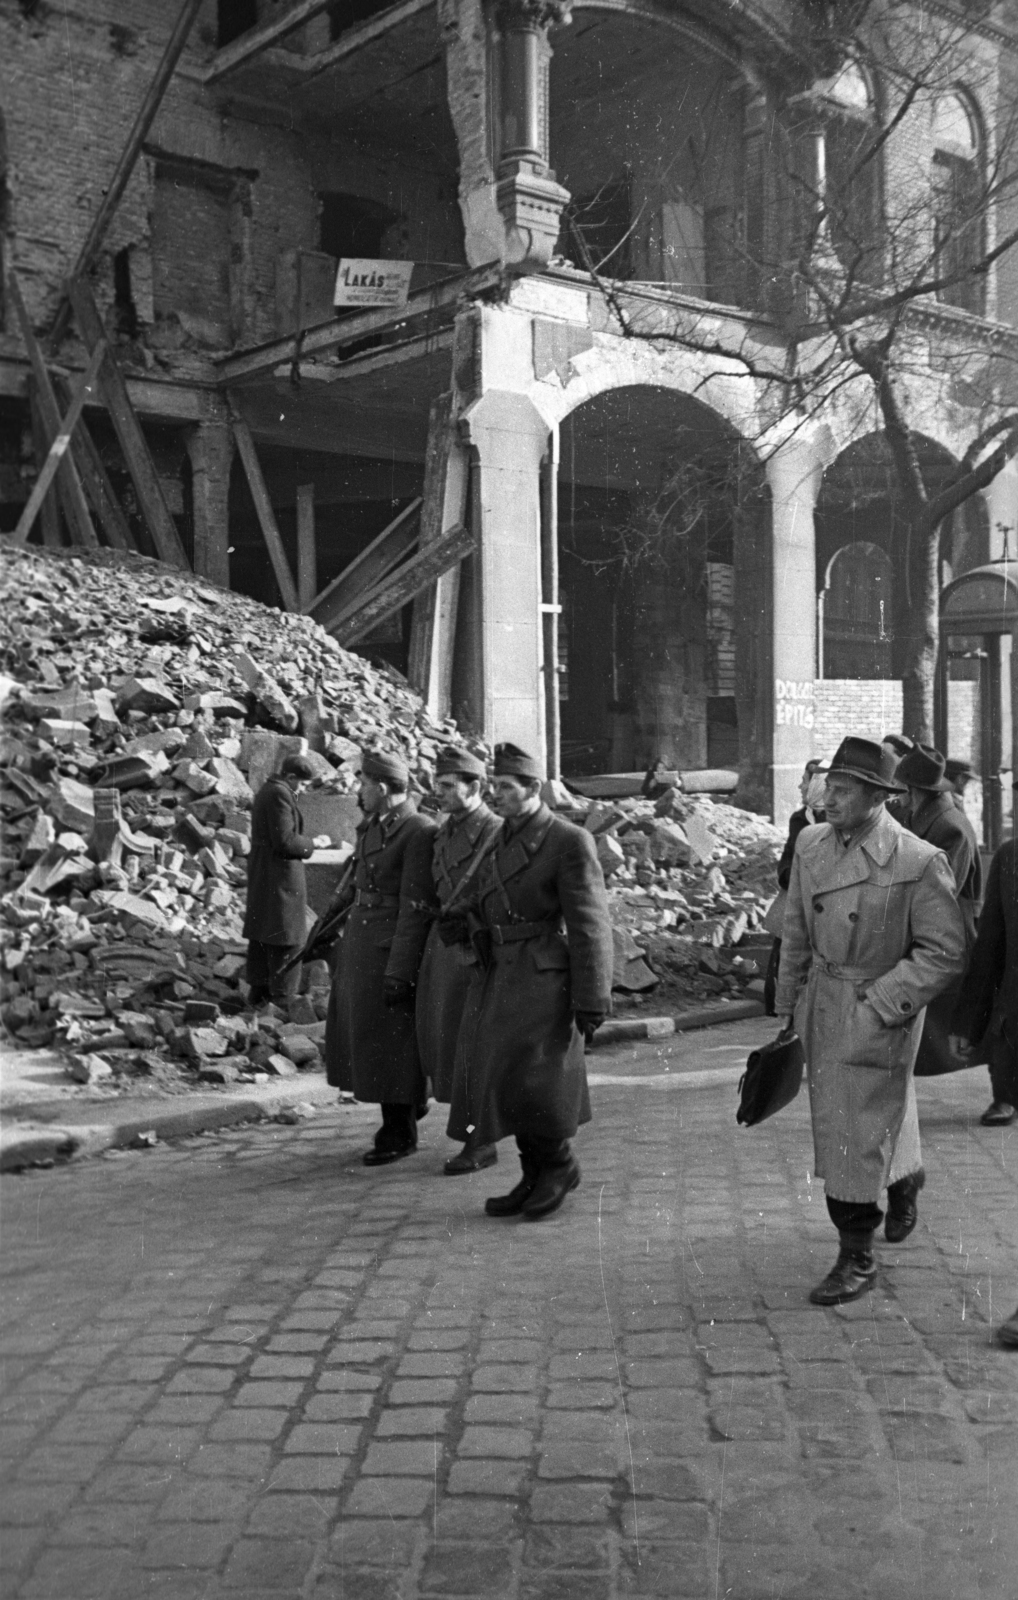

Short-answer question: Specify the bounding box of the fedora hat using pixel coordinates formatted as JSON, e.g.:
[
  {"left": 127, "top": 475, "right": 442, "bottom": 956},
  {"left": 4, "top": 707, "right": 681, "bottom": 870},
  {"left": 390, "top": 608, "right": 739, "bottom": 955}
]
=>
[
  {"left": 944, "top": 757, "right": 974, "bottom": 785},
  {"left": 895, "top": 747, "right": 951, "bottom": 793},
  {"left": 821, "top": 736, "right": 905, "bottom": 792}
]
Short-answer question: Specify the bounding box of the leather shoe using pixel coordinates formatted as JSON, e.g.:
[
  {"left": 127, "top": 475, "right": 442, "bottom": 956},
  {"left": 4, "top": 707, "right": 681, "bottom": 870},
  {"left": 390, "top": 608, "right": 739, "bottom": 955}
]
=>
[
  {"left": 809, "top": 1247, "right": 876, "bottom": 1305},
  {"left": 362, "top": 1145, "right": 414, "bottom": 1166},
  {"left": 444, "top": 1143, "right": 498, "bottom": 1175},
  {"left": 997, "top": 1306, "right": 1018, "bottom": 1348},
  {"left": 980, "top": 1100, "right": 1017, "bottom": 1126},
  {"left": 885, "top": 1168, "right": 925, "bottom": 1243},
  {"left": 522, "top": 1159, "right": 580, "bottom": 1220},
  {"left": 485, "top": 1174, "right": 537, "bottom": 1216}
]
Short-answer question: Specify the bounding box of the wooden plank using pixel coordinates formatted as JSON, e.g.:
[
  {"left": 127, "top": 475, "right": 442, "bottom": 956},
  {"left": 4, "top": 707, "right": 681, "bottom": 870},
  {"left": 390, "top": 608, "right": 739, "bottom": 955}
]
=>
[
  {"left": 203, "top": 0, "right": 333, "bottom": 81},
  {"left": 296, "top": 483, "right": 317, "bottom": 610},
  {"left": 27, "top": 380, "right": 64, "bottom": 548},
  {"left": 12, "top": 341, "right": 106, "bottom": 544},
  {"left": 230, "top": 416, "right": 299, "bottom": 613},
  {"left": 8, "top": 271, "right": 99, "bottom": 550},
  {"left": 67, "top": 277, "right": 190, "bottom": 569},
  {"left": 408, "top": 392, "right": 467, "bottom": 707},
  {"left": 48, "top": 0, "right": 205, "bottom": 350},
  {"left": 52, "top": 379, "right": 136, "bottom": 553},
  {"left": 309, "top": 497, "right": 422, "bottom": 633},
  {"left": 335, "top": 521, "right": 475, "bottom": 646},
  {"left": 218, "top": 263, "right": 503, "bottom": 384}
]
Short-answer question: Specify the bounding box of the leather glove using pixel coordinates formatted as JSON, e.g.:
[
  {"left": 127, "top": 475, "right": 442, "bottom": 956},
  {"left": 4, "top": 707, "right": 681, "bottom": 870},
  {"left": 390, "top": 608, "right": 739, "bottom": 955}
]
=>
[
  {"left": 575, "top": 1010, "right": 606, "bottom": 1044},
  {"left": 437, "top": 914, "right": 470, "bottom": 947},
  {"left": 383, "top": 977, "right": 415, "bottom": 1009}
]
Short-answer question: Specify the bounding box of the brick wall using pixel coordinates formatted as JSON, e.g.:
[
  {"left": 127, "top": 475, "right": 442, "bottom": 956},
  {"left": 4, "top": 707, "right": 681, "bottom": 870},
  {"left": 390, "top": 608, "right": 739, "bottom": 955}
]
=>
[{"left": 814, "top": 679, "right": 903, "bottom": 757}]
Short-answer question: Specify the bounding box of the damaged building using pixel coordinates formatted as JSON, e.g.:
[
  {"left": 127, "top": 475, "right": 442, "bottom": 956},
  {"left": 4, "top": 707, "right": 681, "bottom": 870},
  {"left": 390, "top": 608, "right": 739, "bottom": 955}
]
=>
[{"left": 2, "top": 0, "right": 1017, "bottom": 833}]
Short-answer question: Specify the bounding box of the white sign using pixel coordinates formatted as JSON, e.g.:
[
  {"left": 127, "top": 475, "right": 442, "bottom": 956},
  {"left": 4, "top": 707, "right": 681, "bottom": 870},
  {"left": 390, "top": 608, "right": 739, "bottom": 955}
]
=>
[{"left": 334, "top": 259, "right": 413, "bottom": 309}]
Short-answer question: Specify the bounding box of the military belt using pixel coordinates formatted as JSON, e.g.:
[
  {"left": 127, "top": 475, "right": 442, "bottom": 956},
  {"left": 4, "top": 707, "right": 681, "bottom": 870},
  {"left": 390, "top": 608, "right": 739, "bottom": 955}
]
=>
[
  {"left": 490, "top": 920, "right": 559, "bottom": 944},
  {"left": 354, "top": 890, "right": 400, "bottom": 909}
]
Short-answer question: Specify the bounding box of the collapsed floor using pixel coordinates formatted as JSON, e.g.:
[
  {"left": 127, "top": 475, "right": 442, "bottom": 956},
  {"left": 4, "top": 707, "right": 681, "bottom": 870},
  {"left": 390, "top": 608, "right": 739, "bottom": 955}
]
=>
[{"left": 1, "top": 543, "right": 781, "bottom": 1097}]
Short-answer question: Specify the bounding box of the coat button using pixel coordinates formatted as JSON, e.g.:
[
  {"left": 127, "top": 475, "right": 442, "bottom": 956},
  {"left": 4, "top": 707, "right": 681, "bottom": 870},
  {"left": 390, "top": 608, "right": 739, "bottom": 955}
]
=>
[
  {"left": 813, "top": 901, "right": 823, "bottom": 912},
  {"left": 901, "top": 999, "right": 913, "bottom": 1012},
  {"left": 848, "top": 912, "right": 858, "bottom": 922}
]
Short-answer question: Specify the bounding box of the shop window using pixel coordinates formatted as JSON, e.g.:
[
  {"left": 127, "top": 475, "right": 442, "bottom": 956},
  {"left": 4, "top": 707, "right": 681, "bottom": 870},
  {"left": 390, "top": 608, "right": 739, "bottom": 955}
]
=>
[
  {"left": 821, "top": 540, "right": 893, "bottom": 679},
  {"left": 932, "top": 91, "right": 985, "bottom": 314}
]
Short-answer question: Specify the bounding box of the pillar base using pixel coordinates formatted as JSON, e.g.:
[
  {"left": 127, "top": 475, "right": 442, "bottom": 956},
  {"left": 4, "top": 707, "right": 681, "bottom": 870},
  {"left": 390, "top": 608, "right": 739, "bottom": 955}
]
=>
[{"left": 496, "top": 161, "right": 570, "bottom": 269}]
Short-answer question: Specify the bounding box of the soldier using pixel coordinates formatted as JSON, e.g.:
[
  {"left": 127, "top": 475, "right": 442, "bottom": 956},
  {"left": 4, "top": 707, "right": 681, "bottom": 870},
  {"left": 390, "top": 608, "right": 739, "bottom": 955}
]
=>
[
  {"left": 442, "top": 743, "right": 613, "bottom": 1220},
  {"left": 415, "top": 746, "right": 502, "bottom": 1175},
  {"left": 775, "top": 737, "right": 966, "bottom": 1304},
  {"left": 324, "top": 748, "right": 437, "bottom": 1165},
  {"left": 242, "top": 754, "right": 330, "bottom": 1011}
]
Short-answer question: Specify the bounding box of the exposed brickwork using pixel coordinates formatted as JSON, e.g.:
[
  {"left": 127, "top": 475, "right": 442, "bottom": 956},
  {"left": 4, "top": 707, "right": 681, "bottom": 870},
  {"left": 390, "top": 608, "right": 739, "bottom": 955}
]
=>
[{"left": 814, "top": 677, "right": 903, "bottom": 752}]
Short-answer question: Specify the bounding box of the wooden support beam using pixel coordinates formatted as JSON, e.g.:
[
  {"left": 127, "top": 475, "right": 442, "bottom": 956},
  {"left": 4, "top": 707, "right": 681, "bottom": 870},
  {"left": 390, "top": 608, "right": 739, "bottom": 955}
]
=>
[
  {"left": 230, "top": 415, "right": 299, "bottom": 613},
  {"left": 8, "top": 272, "right": 99, "bottom": 550},
  {"left": 52, "top": 377, "right": 137, "bottom": 553},
  {"left": 12, "top": 341, "right": 106, "bottom": 544},
  {"left": 407, "top": 392, "right": 467, "bottom": 711},
  {"left": 335, "top": 521, "right": 475, "bottom": 646},
  {"left": 67, "top": 277, "right": 190, "bottom": 569},
  {"left": 27, "top": 381, "right": 64, "bottom": 548},
  {"left": 48, "top": 0, "right": 205, "bottom": 350},
  {"left": 218, "top": 263, "right": 503, "bottom": 384},
  {"left": 309, "top": 498, "right": 422, "bottom": 634},
  {"left": 296, "top": 484, "right": 317, "bottom": 611}
]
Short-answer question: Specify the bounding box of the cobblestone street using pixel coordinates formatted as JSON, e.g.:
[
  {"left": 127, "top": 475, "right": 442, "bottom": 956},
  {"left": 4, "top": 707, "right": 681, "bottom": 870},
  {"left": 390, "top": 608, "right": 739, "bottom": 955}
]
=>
[{"left": 2, "top": 1031, "right": 1016, "bottom": 1600}]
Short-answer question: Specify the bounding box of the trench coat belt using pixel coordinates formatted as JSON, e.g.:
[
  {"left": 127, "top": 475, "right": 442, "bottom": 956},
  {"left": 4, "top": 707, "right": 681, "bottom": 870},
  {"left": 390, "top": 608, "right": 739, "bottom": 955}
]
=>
[
  {"left": 353, "top": 889, "right": 400, "bottom": 909},
  {"left": 490, "top": 920, "right": 561, "bottom": 944},
  {"left": 812, "top": 954, "right": 888, "bottom": 983}
]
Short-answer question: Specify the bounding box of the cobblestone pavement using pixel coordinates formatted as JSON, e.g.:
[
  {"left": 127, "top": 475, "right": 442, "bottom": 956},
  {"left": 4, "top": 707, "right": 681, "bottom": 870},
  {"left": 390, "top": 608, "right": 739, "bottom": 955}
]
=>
[{"left": 1, "top": 1036, "right": 1016, "bottom": 1600}]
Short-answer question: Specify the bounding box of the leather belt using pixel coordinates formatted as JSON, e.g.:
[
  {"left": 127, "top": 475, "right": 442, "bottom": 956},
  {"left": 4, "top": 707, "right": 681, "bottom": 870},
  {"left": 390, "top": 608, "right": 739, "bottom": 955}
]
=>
[
  {"left": 490, "top": 920, "right": 559, "bottom": 944},
  {"left": 354, "top": 890, "right": 399, "bottom": 909}
]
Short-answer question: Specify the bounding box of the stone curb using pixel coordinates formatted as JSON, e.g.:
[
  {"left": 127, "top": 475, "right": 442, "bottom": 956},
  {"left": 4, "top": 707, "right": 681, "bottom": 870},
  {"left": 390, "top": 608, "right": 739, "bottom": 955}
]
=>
[{"left": 594, "top": 998, "right": 765, "bottom": 1044}]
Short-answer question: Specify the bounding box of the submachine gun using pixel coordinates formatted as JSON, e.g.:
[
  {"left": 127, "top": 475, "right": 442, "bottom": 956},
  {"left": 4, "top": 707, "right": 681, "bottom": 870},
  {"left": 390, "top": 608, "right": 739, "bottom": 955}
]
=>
[{"left": 277, "top": 854, "right": 356, "bottom": 978}]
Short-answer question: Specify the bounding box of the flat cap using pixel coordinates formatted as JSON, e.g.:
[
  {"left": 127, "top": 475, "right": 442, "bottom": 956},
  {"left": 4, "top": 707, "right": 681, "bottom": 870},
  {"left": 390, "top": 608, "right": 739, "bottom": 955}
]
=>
[
  {"left": 493, "top": 742, "right": 543, "bottom": 781},
  {"left": 435, "top": 744, "right": 487, "bottom": 781},
  {"left": 279, "top": 754, "right": 317, "bottom": 781},
  {"left": 361, "top": 747, "right": 410, "bottom": 786}
]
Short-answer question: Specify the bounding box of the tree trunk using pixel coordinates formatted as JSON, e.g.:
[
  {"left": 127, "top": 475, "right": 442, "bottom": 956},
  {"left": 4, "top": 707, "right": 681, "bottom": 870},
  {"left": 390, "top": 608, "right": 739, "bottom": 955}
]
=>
[{"left": 898, "top": 507, "right": 939, "bottom": 743}]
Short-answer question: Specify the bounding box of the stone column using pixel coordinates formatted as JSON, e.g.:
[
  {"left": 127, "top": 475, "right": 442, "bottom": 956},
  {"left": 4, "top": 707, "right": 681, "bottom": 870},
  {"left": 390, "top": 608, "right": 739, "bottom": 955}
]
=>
[
  {"left": 767, "top": 435, "right": 822, "bottom": 825},
  {"left": 186, "top": 421, "right": 234, "bottom": 588},
  {"left": 459, "top": 389, "right": 550, "bottom": 763},
  {"left": 494, "top": 0, "right": 572, "bottom": 268}
]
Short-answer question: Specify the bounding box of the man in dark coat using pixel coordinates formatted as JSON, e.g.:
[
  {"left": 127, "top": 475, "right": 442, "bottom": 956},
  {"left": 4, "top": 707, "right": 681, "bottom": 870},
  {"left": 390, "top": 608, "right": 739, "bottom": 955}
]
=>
[
  {"left": 897, "top": 747, "right": 982, "bottom": 1080},
  {"left": 415, "top": 745, "right": 501, "bottom": 1175},
  {"left": 325, "top": 748, "right": 437, "bottom": 1165},
  {"left": 950, "top": 782, "right": 1018, "bottom": 1347},
  {"left": 443, "top": 743, "right": 613, "bottom": 1220},
  {"left": 242, "top": 755, "right": 329, "bottom": 1009}
]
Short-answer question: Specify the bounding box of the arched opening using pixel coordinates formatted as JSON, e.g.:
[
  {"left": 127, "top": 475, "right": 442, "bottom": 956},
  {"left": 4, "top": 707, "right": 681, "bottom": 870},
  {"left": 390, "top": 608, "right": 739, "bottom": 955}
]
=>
[
  {"left": 932, "top": 88, "right": 985, "bottom": 314},
  {"left": 556, "top": 384, "right": 765, "bottom": 777},
  {"left": 820, "top": 541, "right": 893, "bottom": 679}
]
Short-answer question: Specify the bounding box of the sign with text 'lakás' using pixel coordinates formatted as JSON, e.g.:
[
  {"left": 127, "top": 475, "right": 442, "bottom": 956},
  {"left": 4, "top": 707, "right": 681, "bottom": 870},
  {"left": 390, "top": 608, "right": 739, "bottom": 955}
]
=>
[{"left": 334, "top": 259, "right": 414, "bottom": 310}]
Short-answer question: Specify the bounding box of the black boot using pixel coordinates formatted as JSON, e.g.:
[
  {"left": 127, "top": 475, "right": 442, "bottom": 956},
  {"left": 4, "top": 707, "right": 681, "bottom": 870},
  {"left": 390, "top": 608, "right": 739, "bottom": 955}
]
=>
[
  {"left": 521, "top": 1154, "right": 580, "bottom": 1220},
  {"left": 485, "top": 1148, "right": 539, "bottom": 1216},
  {"left": 885, "top": 1168, "right": 925, "bottom": 1243},
  {"left": 444, "top": 1140, "right": 498, "bottom": 1175},
  {"left": 809, "top": 1236, "right": 876, "bottom": 1305}
]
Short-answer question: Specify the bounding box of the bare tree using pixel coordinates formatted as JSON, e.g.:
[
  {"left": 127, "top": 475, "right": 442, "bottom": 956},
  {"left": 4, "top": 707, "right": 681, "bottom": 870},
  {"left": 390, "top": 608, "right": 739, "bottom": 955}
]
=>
[{"left": 564, "top": 1, "right": 1018, "bottom": 741}]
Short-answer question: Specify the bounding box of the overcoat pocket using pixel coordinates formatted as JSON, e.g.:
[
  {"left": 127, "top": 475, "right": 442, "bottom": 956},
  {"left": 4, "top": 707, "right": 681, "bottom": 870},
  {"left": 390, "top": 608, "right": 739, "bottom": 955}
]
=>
[
  {"left": 531, "top": 937, "right": 570, "bottom": 971},
  {"left": 842, "top": 996, "right": 911, "bottom": 1070}
]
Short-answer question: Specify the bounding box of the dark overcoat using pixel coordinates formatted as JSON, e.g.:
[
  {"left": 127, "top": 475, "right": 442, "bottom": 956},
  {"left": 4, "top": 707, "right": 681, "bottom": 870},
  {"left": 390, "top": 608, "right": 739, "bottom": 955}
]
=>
[
  {"left": 242, "top": 776, "right": 314, "bottom": 946},
  {"left": 775, "top": 811, "right": 965, "bottom": 1202},
  {"left": 416, "top": 803, "right": 501, "bottom": 1101},
  {"left": 908, "top": 791, "right": 983, "bottom": 1075},
  {"left": 447, "top": 804, "right": 613, "bottom": 1147},
  {"left": 952, "top": 839, "right": 1017, "bottom": 1055},
  {"left": 325, "top": 799, "right": 437, "bottom": 1103}
]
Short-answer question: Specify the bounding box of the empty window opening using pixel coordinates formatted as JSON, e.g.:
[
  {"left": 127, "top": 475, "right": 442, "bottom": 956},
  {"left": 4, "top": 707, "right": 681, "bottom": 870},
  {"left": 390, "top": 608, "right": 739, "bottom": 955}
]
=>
[
  {"left": 326, "top": 0, "right": 397, "bottom": 39},
  {"left": 217, "top": 0, "right": 257, "bottom": 49},
  {"left": 112, "top": 247, "right": 139, "bottom": 339},
  {"left": 933, "top": 91, "right": 984, "bottom": 314},
  {"left": 318, "top": 192, "right": 401, "bottom": 261}
]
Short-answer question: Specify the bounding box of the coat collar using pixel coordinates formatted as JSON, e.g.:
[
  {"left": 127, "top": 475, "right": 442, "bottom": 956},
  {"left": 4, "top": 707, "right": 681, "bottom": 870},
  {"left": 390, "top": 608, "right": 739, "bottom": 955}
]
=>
[
  {"left": 442, "top": 803, "right": 491, "bottom": 844},
  {"left": 801, "top": 807, "right": 901, "bottom": 888},
  {"left": 909, "top": 791, "right": 954, "bottom": 837},
  {"left": 495, "top": 802, "right": 554, "bottom": 879},
  {"left": 360, "top": 797, "right": 416, "bottom": 852}
]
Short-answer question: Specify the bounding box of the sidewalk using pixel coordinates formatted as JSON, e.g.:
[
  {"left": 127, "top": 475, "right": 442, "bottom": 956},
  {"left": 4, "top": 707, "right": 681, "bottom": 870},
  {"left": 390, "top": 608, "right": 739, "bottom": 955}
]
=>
[{"left": 0, "top": 1051, "right": 1014, "bottom": 1600}]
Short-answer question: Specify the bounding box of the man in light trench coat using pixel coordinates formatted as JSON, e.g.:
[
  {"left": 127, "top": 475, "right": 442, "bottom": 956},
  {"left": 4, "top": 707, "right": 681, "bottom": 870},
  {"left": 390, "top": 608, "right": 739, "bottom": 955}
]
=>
[{"left": 775, "top": 736, "right": 966, "bottom": 1305}]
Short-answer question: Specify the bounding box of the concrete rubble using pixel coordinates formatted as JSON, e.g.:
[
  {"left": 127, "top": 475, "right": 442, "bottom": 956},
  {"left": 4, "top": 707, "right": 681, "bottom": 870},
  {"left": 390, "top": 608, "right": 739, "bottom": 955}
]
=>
[{"left": 1, "top": 542, "right": 781, "bottom": 1095}]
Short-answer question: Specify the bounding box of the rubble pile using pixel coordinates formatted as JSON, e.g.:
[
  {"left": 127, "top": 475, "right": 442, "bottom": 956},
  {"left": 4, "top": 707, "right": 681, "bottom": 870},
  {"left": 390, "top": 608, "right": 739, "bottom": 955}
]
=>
[
  {"left": 573, "top": 788, "right": 783, "bottom": 1011},
  {"left": 0, "top": 542, "right": 465, "bottom": 1087}
]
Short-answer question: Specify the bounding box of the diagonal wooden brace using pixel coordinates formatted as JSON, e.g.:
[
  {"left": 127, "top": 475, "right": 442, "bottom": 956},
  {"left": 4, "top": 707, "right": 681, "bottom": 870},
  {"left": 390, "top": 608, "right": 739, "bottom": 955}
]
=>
[{"left": 11, "top": 341, "right": 107, "bottom": 544}]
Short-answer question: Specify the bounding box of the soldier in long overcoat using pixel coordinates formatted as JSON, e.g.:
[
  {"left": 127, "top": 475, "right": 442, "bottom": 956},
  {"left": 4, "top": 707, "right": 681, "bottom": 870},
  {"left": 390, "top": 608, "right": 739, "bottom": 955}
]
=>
[
  {"left": 443, "top": 743, "right": 613, "bottom": 1220},
  {"left": 415, "top": 745, "right": 501, "bottom": 1175},
  {"left": 324, "top": 748, "right": 437, "bottom": 1164},
  {"left": 896, "top": 746, "right": 982, "bottom": 1079},
  {"left": 242, "top": 755, "right": 328, "bottom": 1008},
  {"left": 775, "top": 737, "right": 966, "bottom": 1305}
]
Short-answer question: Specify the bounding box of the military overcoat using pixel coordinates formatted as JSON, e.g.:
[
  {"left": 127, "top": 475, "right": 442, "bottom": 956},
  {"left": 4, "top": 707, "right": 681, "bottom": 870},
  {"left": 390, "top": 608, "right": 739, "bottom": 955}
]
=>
[
  {"left": 447, "top": 804, "right": 613, "bottom": 1147},
  {"left": 325, "top": 799, "right": 437, "bottom": 1104},
  {"left": 908, "top": 791, "right": 982, "bottom": 1075},
  {"left": 952, "top": 839, "right": 1017, "bottom": 1054},
  {"left": 775, "top": 810, "right": 966, "bottom": 1203},
  {"left": 416, "top": 803, "right": 501, "bottom": 1101},
  {"left": 242, "top": 776, "right": 314, "bottom": 946}
]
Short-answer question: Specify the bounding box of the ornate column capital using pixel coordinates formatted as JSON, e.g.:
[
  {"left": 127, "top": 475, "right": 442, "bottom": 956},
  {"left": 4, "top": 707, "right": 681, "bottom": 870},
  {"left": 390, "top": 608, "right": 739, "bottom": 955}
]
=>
[{"left": 496, "top": 0, "right": 572, "bottom": 31}]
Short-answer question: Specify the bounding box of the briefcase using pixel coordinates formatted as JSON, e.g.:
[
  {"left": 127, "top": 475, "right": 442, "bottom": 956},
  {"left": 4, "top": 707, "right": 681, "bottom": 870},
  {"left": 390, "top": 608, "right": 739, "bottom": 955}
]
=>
[{"left": 736, "top": 1032, "right": 805, "bottom": 1126}]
